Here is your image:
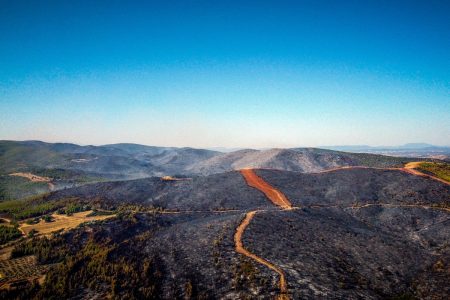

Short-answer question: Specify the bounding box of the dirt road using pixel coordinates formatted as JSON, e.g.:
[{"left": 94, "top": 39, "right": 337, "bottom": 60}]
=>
[
  {"left": 234, "top": 211, "right": 288, "bottom": 299},
  {"left": 234, "top": 169, "right": 291, "bottom": 299},
  {"left": 403, "top": 162, "right": 450, "bottom": 185},
  {"left": 240, "top": 169, "right": 292, "bottom": 209},
  {"left": 234, "top": 165, "right": 448, "bottom": 299}
]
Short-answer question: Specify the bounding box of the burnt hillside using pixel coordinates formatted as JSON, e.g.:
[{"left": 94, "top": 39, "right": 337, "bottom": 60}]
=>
[{"left": 2, "top": 168, "right": 449, "bottom": 299}]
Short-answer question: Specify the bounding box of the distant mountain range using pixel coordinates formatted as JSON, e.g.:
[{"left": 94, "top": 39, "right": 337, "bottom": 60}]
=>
[
  {"left": 321, "top": 143, "right": 450, "bottom": 160},
  {"left": 0, "top": 140, "right": 428, "bottom": 182}
]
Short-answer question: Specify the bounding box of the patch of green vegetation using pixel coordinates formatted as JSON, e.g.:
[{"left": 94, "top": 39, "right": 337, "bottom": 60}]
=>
[
  {"left": 28, "top": 229, "right": 38, "bottom": 238},
  {"left": 0, "top": 141, "right": 67, "bottom": 174},
  {"left": 64, "top": 203, "right": 90, "bottom": 216},
  {"left": 10, "top": 232, "right": 164, "bottom": 299},
  {"left": 0, "top": 175, "right": 49, "bottom": 201},
  {"left": 86, "top": 209, "right": 114, "bottom": 217},
  {"left": 416, "top": 162, "right": 450, "bottom": 182},
  {"left": 11, "top": 234, "right": 67, "bottom": 262},
  {"left": 0, "top": 194, "right": 90, "bottom": 221},
  {"left": 0, "top": 224, "right": 22, "bottom": 245},
  {"left": 30, "top": 168, "right": 108, "bottom": 184},
  {"left": 0, "top": 198, "right": 57, "bottom": 220},
  {"left": 25, "top": 217, "right": 40, "bottom": 225},
  {"left": 42, "top": 215, "right": 54, "bottom": 222}
]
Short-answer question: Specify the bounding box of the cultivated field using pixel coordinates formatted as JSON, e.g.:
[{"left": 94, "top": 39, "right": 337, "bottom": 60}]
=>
[
  {"left": 0, "top": 255, "right": 53, "bottom": 289},
  {"left": 19, "top": 210, "right": 115, "bottom": 236}
]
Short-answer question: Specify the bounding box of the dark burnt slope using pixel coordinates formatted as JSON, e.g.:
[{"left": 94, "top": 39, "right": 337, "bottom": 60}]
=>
[
  {"left": 6, "top": 168, "right": 449, "bottom": 299},
  {"left": 245, "top": 207, "right": 450, "bottom": 299},
  {"left": 7, "top": 212, "right": 275, "bottom": 299},
  {"left": 256, "top": 168, "right": 450, "bottom": 207},
  {"left": 47, "top": 171, "right": 272, "bottom": 211}
]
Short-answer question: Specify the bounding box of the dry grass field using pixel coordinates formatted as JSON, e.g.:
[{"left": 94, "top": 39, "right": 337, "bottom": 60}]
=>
[{"left": 19, "top": 211, "right": 115, "bottom": 236}]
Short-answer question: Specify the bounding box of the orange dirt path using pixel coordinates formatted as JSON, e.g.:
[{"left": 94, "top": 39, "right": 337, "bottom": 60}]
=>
[
  {"left": 234, "top": 211, "right": 288, "bottom": 299},
  {"left": 235, "top": 169, "right": 292, "bottom": 299},
  {"left": 403, "top": 162, "right": 450, "bottom": 185},
  {"left": 240, "top": 169, "right": 292, "bottom": 209},
  {"left": 234, "top": 164, "right": 447, "bottom": 299}
]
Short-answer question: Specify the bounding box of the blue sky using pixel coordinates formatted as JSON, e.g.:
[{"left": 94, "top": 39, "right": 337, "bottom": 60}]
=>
[{"left": 1, "top": 0, "right": 449, "bottom": 147}]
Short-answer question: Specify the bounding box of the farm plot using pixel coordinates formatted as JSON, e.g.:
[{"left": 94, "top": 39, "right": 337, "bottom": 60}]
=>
[
  {"left": 0, "top": 255, "right": 54, "bottom": 289},
  {"left": 19, "top": 210, "right": 115, "bottom": 236}
]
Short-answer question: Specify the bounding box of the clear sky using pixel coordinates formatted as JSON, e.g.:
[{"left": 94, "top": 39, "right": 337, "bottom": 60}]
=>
[{"left": 1, "top": 0, "right": 449, "bottom": 148}]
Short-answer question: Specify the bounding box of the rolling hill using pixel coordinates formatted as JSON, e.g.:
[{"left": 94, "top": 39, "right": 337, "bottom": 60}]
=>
[
  {"left": 0, "top": 140, "right": 419, "bottom": 178},
  {"left": 0, "top": 141, "right": 428, "bottom": 201}
]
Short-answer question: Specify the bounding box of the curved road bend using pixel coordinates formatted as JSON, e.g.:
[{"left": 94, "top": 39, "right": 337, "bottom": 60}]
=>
[
  {"left": 403, "top": 162, "right": 450, "bottom": 185},
  {"left": 234, "top": 211, "right": 288, "bottom": 299}
]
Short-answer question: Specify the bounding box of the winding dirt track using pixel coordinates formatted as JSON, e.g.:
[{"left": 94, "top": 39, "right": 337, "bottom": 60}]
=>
[
  {"left": 234, "top": 211, "right": 288, "bottom": 298},
  {"left": 235, "top": 169, "right": 291, "bottom": 299}
]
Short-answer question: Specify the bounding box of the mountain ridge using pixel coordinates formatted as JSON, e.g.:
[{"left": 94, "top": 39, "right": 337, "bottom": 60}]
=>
[{"left": 0, "top": 140, "right": 423, "bottom": 179}]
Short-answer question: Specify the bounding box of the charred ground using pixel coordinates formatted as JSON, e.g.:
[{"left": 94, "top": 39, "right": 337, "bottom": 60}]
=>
[{"left": 1, "top": 167, "right": 449, "bottom": 299}]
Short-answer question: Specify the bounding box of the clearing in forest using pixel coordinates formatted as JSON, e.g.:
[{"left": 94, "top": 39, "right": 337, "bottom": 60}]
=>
[
  {"left": 9, "top": 172, "right": 55, "bottom": 190},
  {"left": 19, "top": 210, "right": 115, "bottom": 236}
]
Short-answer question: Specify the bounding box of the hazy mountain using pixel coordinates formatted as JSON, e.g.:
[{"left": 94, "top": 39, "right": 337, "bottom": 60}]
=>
[
  {"left": 0, "top": 140, "right": 219, "bottom": 179},
  {"left": 0, "top": 141, "right": 421, "bottom": 181},
  {"left": 187, "top": 147, "right": 417, "bottom": 175},
  {"left": 322, "top": 143, "right": 450, "bottom": 160}
]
